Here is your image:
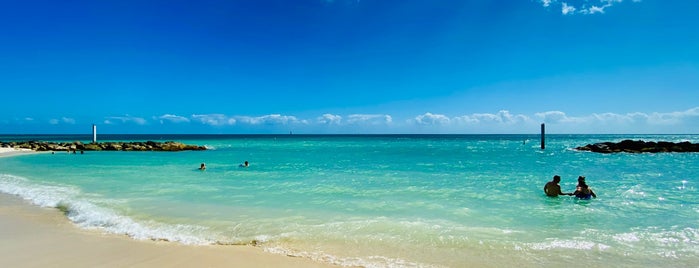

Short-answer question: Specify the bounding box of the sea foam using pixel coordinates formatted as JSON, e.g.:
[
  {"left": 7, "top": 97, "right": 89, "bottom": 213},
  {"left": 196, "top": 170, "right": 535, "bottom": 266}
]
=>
[{"left": 0, "top": 174, "right": 212, "bottom": 245}]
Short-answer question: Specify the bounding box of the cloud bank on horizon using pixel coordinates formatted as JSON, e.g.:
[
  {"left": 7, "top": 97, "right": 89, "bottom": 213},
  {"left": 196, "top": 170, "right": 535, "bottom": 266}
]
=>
[{"left": 6, "top": 107, "right": 698, "bottom": 134}]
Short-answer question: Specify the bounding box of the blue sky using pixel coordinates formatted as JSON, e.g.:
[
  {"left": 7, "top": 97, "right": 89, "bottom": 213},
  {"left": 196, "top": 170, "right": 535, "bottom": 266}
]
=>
[{"left": 1, "top": 0, "right": 697, "bottom": 134}]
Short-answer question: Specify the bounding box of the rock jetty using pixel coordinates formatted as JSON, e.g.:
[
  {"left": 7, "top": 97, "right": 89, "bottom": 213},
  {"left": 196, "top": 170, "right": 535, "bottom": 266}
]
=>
[
  {"left": 0, "top": 140, "right": 207, "bottom": 152},
  {"left": 576, "top": 139, "right": 699, "bottom": 153}
]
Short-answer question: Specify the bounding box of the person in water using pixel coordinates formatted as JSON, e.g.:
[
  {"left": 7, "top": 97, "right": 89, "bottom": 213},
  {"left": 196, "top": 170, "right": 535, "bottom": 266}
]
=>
[
  {"left": 544, "top": 175, "right": 573, "bottom": 197},
  {"left": 240, "top": 161, "right": 249, "bottom": 168},
  {"left": 573, "top": 176, "right": 597, "bottom": 199},
  {"left": 199, "top": 163, "right": 206, "bottom": 170}
]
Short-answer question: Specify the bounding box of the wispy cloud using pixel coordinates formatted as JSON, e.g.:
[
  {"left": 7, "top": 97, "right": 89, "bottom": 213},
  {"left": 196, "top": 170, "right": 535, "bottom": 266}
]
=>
[
  {"left": 413, "top": 113, "right": 451, "bottom": 126},
  {"left": 471, "top": 110, "right": 530, "bottom": 124},
  {"left": 407, "top": 110, "right": 533, "bottom": 133},
  {"left": 409, "top": 108, "right": 698, "bottom": 133},
  {"left": 346, "top": 114, "right": 393, "bottom": 125},
  {"left": 17, "top": 107, "right": 696, "bottom": 134},
  {"left": 191, "top": 114, "right": 234, "bottom": 126},
  {"left": 235, "top": 114, "right": 305, "bottom": 125},
  {"left": 157, "top": 114, "right": 190, "bottom": 124},
  {"left": 535, "top": 107, "right": 699, "bottom": 133},
  {"left": 412, "top": 110, "right": 531, "bottom": 126},
  {"left": 540, "top": 0, "right": 640, "bottom": 15},
  {"left": 104, "top": 115, "right": 147, "bottom": 125},
  {"left": 646, "top": 107, "right": 699, "bottom": 125},
  {"left": 49, "top": 117, "right": 76, "bottom": 125},
  {"left": 191, "top": 114, "right": 306, "bottom": 127},
  {"left": 317, "top": 114, "right": 343, "bottom": 125},
  {"left": 561, "top": 2, "right": 576, "bottom": 15}
]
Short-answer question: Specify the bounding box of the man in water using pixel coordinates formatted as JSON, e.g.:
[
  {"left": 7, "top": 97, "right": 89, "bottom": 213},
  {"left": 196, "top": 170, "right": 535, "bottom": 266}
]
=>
[
  {"left": 199, "top": 163, "right": 206, "bottom": 170},
  {"left": 544, "top": 175, "right": 573, "bottom": 197}
]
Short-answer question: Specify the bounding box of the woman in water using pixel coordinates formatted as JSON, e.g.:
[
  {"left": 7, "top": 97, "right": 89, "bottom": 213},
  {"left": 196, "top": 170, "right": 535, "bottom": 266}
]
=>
[{"left": 573, "top": 177, "right": 597, "bottom": 199}]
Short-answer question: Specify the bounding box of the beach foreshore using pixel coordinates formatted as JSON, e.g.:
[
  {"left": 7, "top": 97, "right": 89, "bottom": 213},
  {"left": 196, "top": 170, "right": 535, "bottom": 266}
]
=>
[
  {"left": 0, "top": 147, "right": 40, "bottom": 158},
  {"left": 0, "top": 193, "right": 335, "bottom": 268}
]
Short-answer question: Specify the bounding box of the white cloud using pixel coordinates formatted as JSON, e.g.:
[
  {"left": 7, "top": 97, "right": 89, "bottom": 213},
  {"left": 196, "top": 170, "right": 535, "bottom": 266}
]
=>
[
  {"left": 317, "top": 114, "right": 343, "bottom": 125},
  {"left": 413, "top": 113, "right": 451, "bottom": 126},
  {"left": 32, "top": 106, "right": 694, "bottom": 134},
  {"left": 48, "top": 117, "right": 76, "bottom": 125},
  {"left": 646, "top": 107, "right": 699, "bottom": 125},
  {"left": 157, "top": 114, "right": 190, "bottom": 124},
  {"left": 346, "top": 114, "right": 393, "bottom": 125},
  {"left": 452, "top": 115, "right": 480, "bottom": 125},
  {"left": 191, "top": 114, "right": 234, "bottom": 126},
  {"left": 541, "top": 0, "right": 638, "bottom": 15},
  {"left": 587, "top": 5, "right": 605, "bottom": 14},
  {"left": 235, "top": 114, "right": 304, "bottom": 125},
  {"left": 535, "top": 110, "right": 589, "bottom": 124},
  {"left": 533, "top": 107, "right": 699, "bottom": 133},
  {"left": 63, "top": 117, "right": 76, "bottom": 124},
  {"left": 408, "top": 111, "right": 532, "bottom": 132},
  {"left": 592, "top": 112, "right": 635, "bottom": 124},
  {"left": 190, "top": 114, "right": 305, "bottom": 127},
  {"left": 24, "top": 117, "right": 34, "bottom": 121},
  {"left": 470, "top": 110, "right": 530, "bottom": 124},
  {"left": 104, "top": 115, "right": 147, "bottom": 125},
  {"left": 536, "top": 111, "right": 568, "bottom": 123},
  {"left": 562, "top": 2, "right": 576, "bottom": 15}
]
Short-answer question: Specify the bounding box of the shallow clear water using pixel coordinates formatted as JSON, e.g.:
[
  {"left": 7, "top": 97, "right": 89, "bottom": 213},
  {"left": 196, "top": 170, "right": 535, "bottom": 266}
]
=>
[{"left": 1, "top": 134, "right": 698, "bottom": 267}]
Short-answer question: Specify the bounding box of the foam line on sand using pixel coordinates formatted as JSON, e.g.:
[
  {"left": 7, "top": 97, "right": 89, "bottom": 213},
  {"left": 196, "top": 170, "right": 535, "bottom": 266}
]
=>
[{"left": 0, "top": 193, "right": 334, "bottom": 268}]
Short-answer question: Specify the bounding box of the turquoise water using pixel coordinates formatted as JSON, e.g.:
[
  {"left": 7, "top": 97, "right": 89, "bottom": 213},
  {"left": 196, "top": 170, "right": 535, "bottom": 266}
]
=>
[{"left": 1, "top": 134, "right": 698, "bottom": 267}]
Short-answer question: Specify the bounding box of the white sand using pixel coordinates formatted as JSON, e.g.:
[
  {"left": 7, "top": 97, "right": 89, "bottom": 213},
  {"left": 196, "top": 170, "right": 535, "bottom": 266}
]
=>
[
  {"left": 0, "top": 194, "right": 336, "bottom": 268},
  {"left": 0, "top": 147, "right": 39, "bottom": 158}
]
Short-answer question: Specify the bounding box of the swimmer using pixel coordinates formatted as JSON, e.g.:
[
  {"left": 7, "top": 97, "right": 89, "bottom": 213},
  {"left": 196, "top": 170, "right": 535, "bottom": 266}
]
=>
[
  {"left": 199, "top": 163, "right": 206, "bottom": 170},
  {"left": 573, "top": 176, "right": 597, "bottom": 199},
  {"left": 239, "top": 161, "right": 249, "bottom": 168},
  {"left": 544, "top": 175, "right": 573, "bottom": 197}
]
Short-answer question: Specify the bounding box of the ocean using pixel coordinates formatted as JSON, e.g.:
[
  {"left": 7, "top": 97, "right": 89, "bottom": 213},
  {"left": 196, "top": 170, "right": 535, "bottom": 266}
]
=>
[{"left": 1, "top": 134, "right": 697, "bottom": 267}]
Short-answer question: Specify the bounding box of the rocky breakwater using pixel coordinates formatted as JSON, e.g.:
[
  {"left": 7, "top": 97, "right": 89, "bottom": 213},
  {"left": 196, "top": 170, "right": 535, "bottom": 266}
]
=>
[
  {"left": 1, "top": 141, "right": 207, "bottom": 152},
  {"left": 576, "top": 139, "right": 699, "bottom": 153}
]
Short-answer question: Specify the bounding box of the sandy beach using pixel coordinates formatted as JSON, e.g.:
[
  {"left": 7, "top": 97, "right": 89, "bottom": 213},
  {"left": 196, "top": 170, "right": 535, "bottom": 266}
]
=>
[
  {"left": 0, "top": 194, "right": 334, "bottom": 268},
  {"left": 0, "top": 147, "right": 39, "bottom": 158},
  {"left": 0, "top": 147, "right": 334, "bottom": 268}
]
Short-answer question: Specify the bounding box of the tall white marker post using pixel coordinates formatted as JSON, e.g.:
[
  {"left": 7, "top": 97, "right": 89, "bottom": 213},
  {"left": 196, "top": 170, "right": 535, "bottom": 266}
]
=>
[{"left": 92, "top": 124, "right": 97, "bottom": 144}]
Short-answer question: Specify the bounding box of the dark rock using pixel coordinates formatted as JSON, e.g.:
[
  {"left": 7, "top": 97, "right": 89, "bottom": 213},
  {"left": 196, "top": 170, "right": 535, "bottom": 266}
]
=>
[
  {"left": 0, "top": 140, "right": 207, "bottom": 152},
  {"left": 576, "top": 140, "right": 699, "bottom": 153},
  {"left": 84, "top": 144, "right": 102, "bottom": 151}
]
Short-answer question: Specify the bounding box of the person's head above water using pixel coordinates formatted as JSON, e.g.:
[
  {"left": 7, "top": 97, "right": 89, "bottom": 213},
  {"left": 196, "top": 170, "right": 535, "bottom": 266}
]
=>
[
  {"left": 578, "top": 176, "right": 586, "bottom": 184},
  {"left": 553, "top": 175, "right": 561, "bottom": 183}
]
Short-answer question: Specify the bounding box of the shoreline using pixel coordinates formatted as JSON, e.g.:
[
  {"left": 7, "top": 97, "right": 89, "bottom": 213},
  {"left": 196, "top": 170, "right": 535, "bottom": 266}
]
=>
[
  {"left": 0, "top": 194, "right": 335, "bottom": 267},
  {"left": 0, "top": 147, "right": 43, "bottom": 158}
]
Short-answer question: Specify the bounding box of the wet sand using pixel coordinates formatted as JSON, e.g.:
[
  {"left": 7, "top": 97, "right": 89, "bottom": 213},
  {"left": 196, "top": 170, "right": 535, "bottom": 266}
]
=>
[
  {"left": 0, "top": 194, "right": 335, "bottom": 268},
  {"left": 0, "top": 147, "right": 39, "bottom": 158}
]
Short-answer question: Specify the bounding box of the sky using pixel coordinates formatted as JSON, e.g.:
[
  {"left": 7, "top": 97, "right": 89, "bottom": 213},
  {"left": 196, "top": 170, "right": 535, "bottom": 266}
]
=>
[{"left": 1, "top": 0, "right": 698, "bottom": 134}]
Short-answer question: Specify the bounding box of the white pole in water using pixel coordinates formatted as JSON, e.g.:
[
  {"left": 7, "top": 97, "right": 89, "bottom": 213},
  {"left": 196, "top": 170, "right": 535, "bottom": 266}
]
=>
[
  {"left": 92, "top": 124, "right": 97, "bottom": 144},
  {"left": 540, "top": 123, "right": 545, "bottom": 150}
]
